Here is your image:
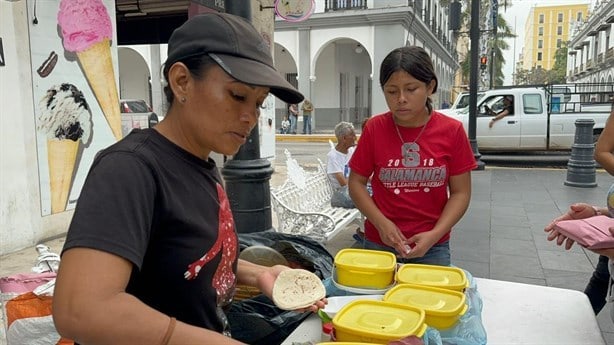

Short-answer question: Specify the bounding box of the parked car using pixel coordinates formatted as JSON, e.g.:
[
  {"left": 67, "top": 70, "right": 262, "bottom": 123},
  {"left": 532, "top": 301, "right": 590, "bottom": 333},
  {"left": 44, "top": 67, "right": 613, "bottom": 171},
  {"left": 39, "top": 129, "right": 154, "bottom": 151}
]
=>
[{"left": 119, "top": 99, "right": 159, "bottom": 137}]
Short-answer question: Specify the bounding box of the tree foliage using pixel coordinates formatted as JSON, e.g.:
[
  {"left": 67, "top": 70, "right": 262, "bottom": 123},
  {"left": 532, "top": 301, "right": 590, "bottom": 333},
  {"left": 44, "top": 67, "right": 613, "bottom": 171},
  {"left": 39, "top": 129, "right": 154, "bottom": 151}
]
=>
[
  {"left": 514, "top": 45, "right": 568, "bottom": 84},
  {"left": 548, "top": 45, "right": 568, "bottom": 84}
]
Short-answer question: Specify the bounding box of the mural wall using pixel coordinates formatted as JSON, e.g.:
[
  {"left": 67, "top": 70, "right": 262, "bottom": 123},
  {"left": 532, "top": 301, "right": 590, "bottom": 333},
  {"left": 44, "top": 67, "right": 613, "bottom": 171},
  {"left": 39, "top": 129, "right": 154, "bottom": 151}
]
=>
[{"left": 29, "top": 0, "right": 120, "bottom": 215}]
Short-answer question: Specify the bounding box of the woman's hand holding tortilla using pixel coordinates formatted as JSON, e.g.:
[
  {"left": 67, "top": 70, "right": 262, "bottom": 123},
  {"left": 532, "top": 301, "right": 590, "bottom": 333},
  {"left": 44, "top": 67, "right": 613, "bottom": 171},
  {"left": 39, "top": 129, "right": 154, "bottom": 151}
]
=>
[{"left": 262, "top": 267, "right": 327, "bottom": 312}]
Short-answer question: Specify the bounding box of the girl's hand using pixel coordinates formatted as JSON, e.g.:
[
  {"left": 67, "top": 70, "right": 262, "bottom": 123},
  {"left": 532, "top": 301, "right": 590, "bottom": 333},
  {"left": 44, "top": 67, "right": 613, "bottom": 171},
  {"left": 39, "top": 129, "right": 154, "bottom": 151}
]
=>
[
  {"left": 376, "top": 219, "right": 409, "bottom": 257},
  {"left": 403, "top": 231, "right": 439, "bottom": 259}
]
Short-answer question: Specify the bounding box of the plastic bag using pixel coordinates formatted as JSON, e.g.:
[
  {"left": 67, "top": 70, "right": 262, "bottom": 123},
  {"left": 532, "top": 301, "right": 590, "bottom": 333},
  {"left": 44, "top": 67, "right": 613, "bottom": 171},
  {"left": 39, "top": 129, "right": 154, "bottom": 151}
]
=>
[
  {"left": 0, "top": 272, "right": 73, "bottom": 345},
  {"left": 0, "top": 245, "right": 71, "bottom": 345},
  {"left": 439, "top": 269, "right": 488, "bottom": 345},
  {"left": 237, "top": 231, "right": 334, "bottom": 279},
  {"left": 229, "top": 231, "right": 334, "bottom": 345},
  {"left": 227, "top": 294, "right": 311, "bottom": 345},
  {"left": 5, "top": 292, "right": 72, "bottom": 345}
]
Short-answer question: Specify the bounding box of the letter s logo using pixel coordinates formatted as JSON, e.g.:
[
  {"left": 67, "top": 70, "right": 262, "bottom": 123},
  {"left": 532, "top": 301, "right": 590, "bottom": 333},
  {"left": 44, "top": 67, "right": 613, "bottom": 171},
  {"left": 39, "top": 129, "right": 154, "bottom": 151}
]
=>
[{"left": 401, "top": 142, "right": 420, "bottom": 167}]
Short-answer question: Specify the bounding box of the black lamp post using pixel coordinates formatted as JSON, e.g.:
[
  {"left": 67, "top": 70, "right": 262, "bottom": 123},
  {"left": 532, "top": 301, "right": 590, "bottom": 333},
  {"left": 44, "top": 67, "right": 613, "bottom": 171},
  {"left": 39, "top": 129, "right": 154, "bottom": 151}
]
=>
[
  {"left": 489, "top": 0, "right": 498, "bottom": 89},
  {"left": 222, "top": 2, "right": 276, "bottom": 233},
  {"left": 469, "top": 0, "right": 486, "bottom": 170}
]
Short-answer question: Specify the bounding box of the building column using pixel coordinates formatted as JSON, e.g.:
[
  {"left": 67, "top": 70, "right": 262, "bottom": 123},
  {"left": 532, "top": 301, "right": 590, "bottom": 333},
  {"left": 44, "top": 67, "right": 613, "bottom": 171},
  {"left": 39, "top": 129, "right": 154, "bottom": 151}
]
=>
[
  {"left": 149, "top": 45, "right": 164, "bottom": 115},
  {"left": 297, "top": 28, "right": 311, "bottom": 131}
]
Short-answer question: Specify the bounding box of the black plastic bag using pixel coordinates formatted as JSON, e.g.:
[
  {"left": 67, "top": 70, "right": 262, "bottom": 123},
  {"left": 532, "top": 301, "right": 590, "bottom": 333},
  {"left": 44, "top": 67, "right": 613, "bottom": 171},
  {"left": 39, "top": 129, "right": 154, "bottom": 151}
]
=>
[
  {"left": 237, "top": 230, "right": 334, "bottom": 278},
  {"left": 228, "top": 231, "right": 334, "bottom": 345}
]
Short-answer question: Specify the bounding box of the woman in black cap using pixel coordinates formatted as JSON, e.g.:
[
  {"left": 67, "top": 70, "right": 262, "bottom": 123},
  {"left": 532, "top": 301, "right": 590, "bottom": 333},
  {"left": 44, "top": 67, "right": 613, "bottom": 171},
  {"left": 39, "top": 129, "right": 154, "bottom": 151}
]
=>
[{"left": 53, "top": 13, "right": 324, "bottom": 345}]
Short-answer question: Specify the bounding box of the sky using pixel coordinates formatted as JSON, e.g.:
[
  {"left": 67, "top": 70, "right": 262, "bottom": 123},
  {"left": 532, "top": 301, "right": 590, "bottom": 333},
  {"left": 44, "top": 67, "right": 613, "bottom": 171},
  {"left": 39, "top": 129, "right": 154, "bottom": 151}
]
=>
[{"left": 499, "top": 0, "right": 595, "bottom": 85}]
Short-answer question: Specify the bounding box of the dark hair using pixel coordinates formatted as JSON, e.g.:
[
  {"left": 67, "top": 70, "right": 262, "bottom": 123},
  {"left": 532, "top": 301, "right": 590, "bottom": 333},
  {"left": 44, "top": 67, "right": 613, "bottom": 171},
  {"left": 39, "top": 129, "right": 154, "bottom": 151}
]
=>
[
  {"left": 379, "top": 46, "right": 438, "bottom": 113},
  {"left": 162, "top": 55, "right": 217, "bottom": 105}
]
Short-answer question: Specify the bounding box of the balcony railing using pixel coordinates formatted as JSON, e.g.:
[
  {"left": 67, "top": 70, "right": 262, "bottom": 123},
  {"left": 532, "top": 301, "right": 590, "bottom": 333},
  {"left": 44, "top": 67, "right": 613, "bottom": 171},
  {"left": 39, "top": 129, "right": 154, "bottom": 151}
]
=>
[{"left": 325, "top": 0, "right": 367, "bottom": 12}]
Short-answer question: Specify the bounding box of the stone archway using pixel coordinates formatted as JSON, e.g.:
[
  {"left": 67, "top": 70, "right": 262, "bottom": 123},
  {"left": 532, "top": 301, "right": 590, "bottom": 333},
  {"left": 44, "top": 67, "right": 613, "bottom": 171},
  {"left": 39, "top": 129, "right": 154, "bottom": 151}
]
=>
[
  {"left": 312, "top": 38, "right": 373, "bottom": 130},
  {"left": 118, "top": 47, "right": 151, "bottom": 105},
  {"left": 273, "top": 43, "right": 298, "bottom": 129}
]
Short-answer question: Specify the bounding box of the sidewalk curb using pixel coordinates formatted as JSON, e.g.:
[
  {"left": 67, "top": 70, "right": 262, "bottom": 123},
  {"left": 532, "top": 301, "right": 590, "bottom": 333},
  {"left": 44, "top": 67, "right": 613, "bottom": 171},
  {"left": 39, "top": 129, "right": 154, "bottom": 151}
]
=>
[{"left": 275, "top": 134, "right": 335, "bottom": 143}]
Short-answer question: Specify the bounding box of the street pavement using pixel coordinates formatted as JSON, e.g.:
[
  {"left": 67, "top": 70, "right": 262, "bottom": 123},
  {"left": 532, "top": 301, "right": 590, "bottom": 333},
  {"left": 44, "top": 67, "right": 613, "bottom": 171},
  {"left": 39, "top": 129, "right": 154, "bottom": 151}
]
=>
[{"left": 1, "top": 134, "right": 613, "bottom": 344}]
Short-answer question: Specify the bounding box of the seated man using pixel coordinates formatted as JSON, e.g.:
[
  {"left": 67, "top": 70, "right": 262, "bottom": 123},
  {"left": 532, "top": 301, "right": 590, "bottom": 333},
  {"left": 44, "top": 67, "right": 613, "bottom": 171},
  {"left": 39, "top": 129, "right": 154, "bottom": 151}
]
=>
[
  {"left": 327, "top": 121, "right": 356, "bottom": 208},
  {"left": 486, "top": 95, "right": 514, "bottom": 128}
]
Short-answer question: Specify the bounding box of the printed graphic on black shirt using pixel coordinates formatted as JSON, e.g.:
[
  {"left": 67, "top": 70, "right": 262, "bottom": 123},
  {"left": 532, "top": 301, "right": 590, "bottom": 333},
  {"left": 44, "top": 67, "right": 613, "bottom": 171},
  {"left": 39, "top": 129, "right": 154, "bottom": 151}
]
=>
[{"left": 185, "top": 183, "right": 238, "bottom": 335}]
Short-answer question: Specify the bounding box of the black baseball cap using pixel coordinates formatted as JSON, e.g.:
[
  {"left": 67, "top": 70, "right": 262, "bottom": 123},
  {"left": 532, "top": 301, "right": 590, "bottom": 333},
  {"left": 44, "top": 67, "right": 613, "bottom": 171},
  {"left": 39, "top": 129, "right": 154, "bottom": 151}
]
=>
[{"left": 164, "top": 13, "right": 304, "bottom": 104}]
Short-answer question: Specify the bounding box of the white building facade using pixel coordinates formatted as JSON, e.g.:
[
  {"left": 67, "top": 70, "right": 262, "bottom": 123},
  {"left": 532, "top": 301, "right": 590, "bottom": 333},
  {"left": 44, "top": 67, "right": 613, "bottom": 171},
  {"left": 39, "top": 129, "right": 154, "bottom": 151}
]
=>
[
  {"left": 118, "top": 0, "right": 460, "bottom": 132},
  {"left": 567, "top": 0, "right": 614, "bottom": 94}
]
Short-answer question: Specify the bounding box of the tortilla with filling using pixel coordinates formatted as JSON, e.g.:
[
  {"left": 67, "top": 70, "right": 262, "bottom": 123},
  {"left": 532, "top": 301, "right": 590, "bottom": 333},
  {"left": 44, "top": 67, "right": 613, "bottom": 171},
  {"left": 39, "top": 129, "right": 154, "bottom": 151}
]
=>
[{"left": 272, "top": 269, "right": 326, "bottom": 310}]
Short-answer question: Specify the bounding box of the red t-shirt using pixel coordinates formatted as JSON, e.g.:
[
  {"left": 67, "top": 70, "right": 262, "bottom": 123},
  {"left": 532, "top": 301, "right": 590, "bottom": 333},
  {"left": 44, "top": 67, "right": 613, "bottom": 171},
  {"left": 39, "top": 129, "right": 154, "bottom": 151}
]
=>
[{"left": 349, "top": 111, "right": 477, "bottom": 245}]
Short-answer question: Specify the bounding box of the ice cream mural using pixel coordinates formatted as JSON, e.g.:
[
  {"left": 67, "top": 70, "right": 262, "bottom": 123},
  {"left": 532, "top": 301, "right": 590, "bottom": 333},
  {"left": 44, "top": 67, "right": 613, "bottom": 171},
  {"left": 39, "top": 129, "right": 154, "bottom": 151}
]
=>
[
  {"left": 37, "top": 84, "right": 93, "bottom": 214},
  {"left": 58, "top": 0, "right": 122, "bottom": 140},
  {"left": 29, "top": 0, "right": 119, "bottom": 215}
]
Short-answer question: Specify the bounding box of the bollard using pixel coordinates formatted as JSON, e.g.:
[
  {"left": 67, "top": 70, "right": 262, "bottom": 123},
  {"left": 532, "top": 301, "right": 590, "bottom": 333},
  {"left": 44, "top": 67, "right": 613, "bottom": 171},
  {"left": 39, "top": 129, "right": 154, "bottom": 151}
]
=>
[{"left": 565, "top": 119, "right": 597, "bottom": 188}]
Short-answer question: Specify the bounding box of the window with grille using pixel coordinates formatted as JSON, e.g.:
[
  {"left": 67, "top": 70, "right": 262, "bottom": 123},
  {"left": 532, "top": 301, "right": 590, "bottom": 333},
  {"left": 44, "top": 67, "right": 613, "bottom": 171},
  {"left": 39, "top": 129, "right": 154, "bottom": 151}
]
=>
[{"left": 285, "top": 73, "right": 298, "bottom": 90}]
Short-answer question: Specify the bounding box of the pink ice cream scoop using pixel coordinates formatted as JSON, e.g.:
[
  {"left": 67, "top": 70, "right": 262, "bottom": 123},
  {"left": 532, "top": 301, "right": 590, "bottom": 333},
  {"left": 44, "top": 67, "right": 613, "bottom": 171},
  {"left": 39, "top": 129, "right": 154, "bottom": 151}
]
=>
[{"left": 57, "top": 0, "right": 113, "bottom": 52}]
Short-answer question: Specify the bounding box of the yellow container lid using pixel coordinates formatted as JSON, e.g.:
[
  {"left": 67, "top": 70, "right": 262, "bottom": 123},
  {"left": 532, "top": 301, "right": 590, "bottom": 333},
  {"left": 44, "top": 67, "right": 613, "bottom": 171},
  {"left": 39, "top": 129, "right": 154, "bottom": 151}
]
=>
[
  {"left": 384, "top": 283, "right": 467, "bottom": 316},
  {"left": 334, "top": 249, "right": 396, "bottom": 272},
  {"left": 396, "top": 264, "right": 468, "bottom": 291},
  {"left": 333, "top": 300, "right": 427, "bottom": 340}
]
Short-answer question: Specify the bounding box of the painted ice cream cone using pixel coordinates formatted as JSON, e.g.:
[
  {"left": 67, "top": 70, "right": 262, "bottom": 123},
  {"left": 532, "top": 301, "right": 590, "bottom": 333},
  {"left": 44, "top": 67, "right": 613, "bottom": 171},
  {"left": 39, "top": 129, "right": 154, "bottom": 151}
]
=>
[
  {"left": 76, "top": 39, "right": 122, "bottom": 140},
  {"left": 47, "top": 139, "right": 80, "bottom": 213},
  {"left": 37, "top": 84, "right": 92, "bottom": 214},
  {"left": 58, "top": 0, "right": 122, "bottom": 140}
]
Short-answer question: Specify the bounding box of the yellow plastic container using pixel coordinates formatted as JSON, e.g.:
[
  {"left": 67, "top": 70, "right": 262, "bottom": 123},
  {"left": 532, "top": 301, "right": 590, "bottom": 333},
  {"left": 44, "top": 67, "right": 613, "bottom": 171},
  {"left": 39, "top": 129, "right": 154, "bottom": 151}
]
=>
[
  {"left": 384, "top": 283, "right": 468, "bottom": 329},
  {"left": 332, "top": 300, "right": 427, "bottom": 344},
  {"left": 334, "top": 249, "right": 396, "bottom": 289},
  {"left": 396, "top": 264, "right": 468, "bottom": 291}
]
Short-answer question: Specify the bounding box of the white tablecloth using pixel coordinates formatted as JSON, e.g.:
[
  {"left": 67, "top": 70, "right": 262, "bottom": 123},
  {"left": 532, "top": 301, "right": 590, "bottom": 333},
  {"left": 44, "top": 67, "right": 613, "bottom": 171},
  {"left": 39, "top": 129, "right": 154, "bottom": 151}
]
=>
[{"left": 281, "top": 277, "right": 605, "bottom": 344}]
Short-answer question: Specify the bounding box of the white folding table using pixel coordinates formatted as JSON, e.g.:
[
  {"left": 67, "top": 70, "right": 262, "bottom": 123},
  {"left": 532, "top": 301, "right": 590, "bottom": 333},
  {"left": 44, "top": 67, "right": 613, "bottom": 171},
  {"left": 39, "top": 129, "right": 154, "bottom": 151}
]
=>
[{"left": 281, "top": 278, "right": 605, "bottom": 345}]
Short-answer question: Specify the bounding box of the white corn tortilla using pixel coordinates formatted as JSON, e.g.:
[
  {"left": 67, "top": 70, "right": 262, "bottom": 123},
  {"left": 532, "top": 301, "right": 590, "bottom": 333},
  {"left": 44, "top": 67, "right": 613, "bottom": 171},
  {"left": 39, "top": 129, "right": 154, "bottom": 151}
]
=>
[{"left": 272, "top": 269, "right": 326, "bottom": 310}]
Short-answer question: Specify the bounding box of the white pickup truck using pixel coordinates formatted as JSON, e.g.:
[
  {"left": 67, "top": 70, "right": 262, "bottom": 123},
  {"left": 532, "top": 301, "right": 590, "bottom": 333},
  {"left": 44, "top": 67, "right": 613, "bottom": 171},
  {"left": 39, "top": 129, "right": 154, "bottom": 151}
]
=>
[
  {"left": 442, "top": 86, "right": 611, "bottom": 152},
  {"left": 439, "top": 91, "right": 484, "bottom": 117}
]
